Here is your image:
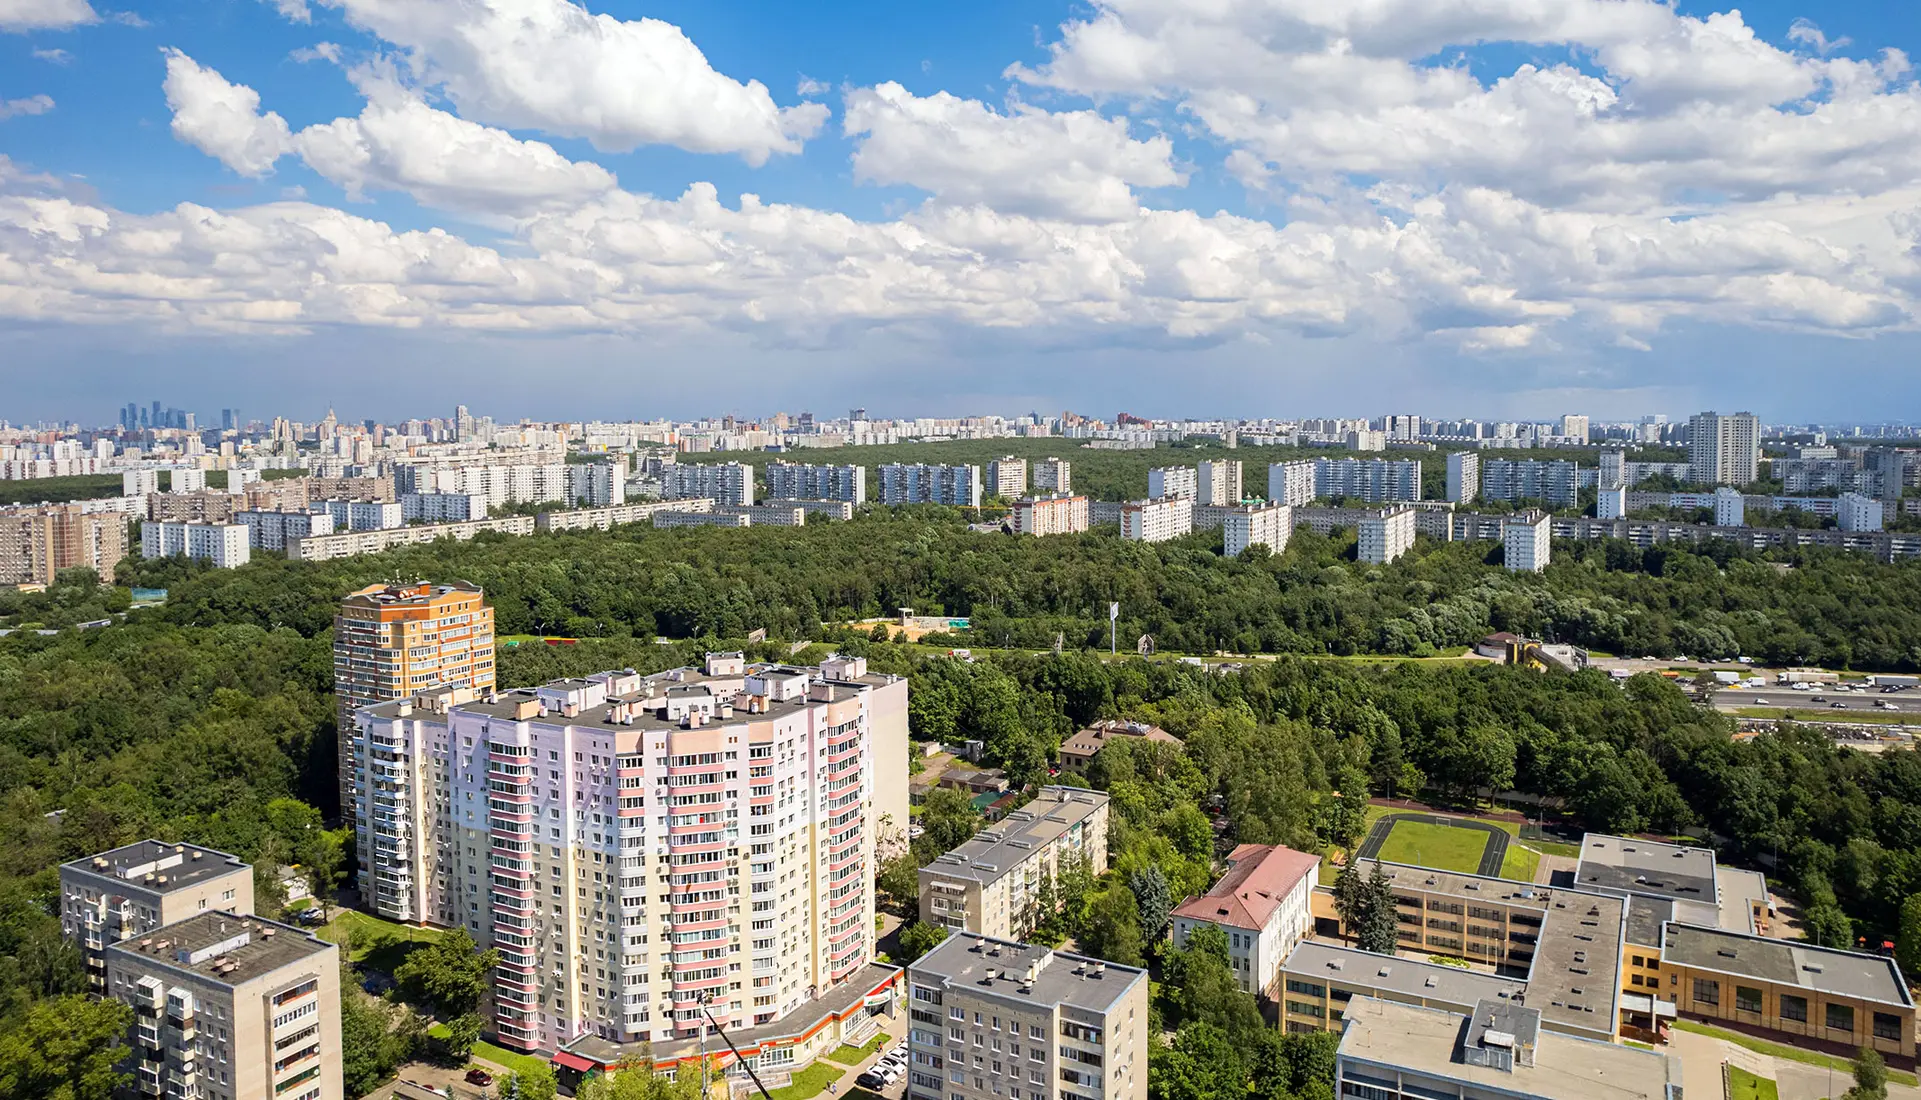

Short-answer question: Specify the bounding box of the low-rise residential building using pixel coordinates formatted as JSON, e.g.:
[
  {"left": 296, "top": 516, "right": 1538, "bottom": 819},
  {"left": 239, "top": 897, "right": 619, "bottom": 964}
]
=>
[
  {"left": 535, "top": 499, "right": 711, "bottom": 531},
  {"left": 1012, "top": 493, "right": 1089, "bottom": 536},
  {"left": 1056, "top": 720, "right": 1179, "bottom": 774},
  {"left": 719, "top": 504, "right": 809, "bottom": 526},
  {"left": 1170, "top": 844, "right": 1319, "bottom": 997},
  {"left": 60, "top": 841, "right": 256, "bottom": 995},
  {"left": 905, "top": 934, "right": 1148, "bottom": 1100},
  {"left": 1222, "top": 502, "right": 1290, "bottom": 557},
  {"left": 1357, "top": 506, "right": 1416, "bottom": 564},
  {"left": 1334, "top": 997, "right": 1680, "bottom": 1100},
  {"left": 1120, "top": 497, "right": 1192, "bottom": 543},
  {"left": 1503, "top": 510, "right": 1551, "bottom": 572},
  {"left": 920, "top": 788, "right": 1110, "bottom": 940},
  {"left": 105, "top": 910, "right": 343, "bottom": 1100},
  {"left": 142, "top": 521, "right": 251, "bottom": 568},
  {"left": 286, "top": 516, "right": 536, "bottom": 560},
  {"left": 653, "top": 509, "right": 753, "bottom": 528}
]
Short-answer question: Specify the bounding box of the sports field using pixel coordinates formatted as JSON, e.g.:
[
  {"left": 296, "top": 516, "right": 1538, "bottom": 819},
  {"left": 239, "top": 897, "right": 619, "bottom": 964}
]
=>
[{"left": 1373, "top": 820, "right": 1495, "bottom": 874}]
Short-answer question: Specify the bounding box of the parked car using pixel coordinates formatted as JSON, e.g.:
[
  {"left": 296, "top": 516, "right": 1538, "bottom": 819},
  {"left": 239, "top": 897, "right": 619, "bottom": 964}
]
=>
[
  {"left": 465, "top": 1069, "right": 493, "bottom": 1087},
  {"left": 857, "top": 1071, "right": 889, "bottom": 1090}
]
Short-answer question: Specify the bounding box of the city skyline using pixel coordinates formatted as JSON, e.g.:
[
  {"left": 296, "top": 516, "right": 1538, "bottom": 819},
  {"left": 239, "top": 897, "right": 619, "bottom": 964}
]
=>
[{"left": 6, "top": 1, "right": 1921, "bottom": 418}]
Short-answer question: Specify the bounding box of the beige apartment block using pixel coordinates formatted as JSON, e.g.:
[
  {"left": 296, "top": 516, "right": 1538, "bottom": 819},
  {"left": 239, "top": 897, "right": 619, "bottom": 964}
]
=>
[
  {"left": 61, "top": 841, "right": 256, "bottom": 994},
  {"left": 906, "top": 933, "right": 1147, "bottom": 1100},
  {"left": 350, "top": 653, "right": 908, "bottom": 1070},
  {"left": 0, "top": 503, "right": 128, "bottom": 586},
  {"left": 105, "top": 911, "right": 342, "bottom": 1100},
  {"left": 920, "top": 788, "right": 1110, "bottom": 941}
]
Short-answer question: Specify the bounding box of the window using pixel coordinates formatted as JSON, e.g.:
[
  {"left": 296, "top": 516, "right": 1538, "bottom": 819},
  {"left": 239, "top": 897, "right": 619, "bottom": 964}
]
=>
[
  {"left": 1735, "top": 987, "right": 1762, "bottom": 1014},
  {"left": 1692, "top": 979, "right": 1720, "bottom": 1008},
  {"left": 1827, "top": 1004, "right": 1855, "bottom": 1032},
  {"left": 1875, "top": 1012, "right": 1903, "bottom": 1041},
  {"left": 1779, "top": 995, "right": 1808, "bottom": 1023}
]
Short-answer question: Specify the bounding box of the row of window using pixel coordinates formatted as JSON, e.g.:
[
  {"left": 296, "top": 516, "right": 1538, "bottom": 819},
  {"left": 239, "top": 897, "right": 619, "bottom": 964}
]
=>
[{"left": 1689, "top": 979, "right": 1902, "bottom": 1039}]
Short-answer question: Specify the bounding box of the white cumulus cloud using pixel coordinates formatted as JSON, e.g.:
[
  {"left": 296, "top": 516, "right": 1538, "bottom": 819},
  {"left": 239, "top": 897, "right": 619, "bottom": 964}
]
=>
[
  {"left": 315, "top": 0, "right": 828, "bottom": 163},
  {"left": 844, "top": 82, "right": 1183, "bottom": 222},
  {"left": 162, "top": 49, "right": 295, "bottom": 177},
  {"left": 0, "top": 94, "right": 55, "bottom": 119},
  {"left": 0, "top": 0, "right": 95, "bottom": 32}
]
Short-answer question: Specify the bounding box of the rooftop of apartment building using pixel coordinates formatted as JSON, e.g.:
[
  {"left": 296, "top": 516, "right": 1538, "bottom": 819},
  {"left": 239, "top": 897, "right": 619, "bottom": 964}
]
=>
[
  {"left": 63, "top": 840, "right": 248, "bottom": 893},
  {"left": 1172, "top": 844, "right": 1321, "bottom": 931},
  {"left": 911, "top": 932, "right": 1145, "bottom": 1013},
  {"left": 1660, "top": 922, "right": 1913, "bottom": 1008},
  {"left": 923, "top": 787, "right": 1110, "bottom": 888},
  {"left": 362, "top": 656, "right": 896, "bottom": 732},
  {"left": 1281, "top": 940, "right": 1527, "bottom": 1004},
  {"left": 1353, "top": 859, "right": 1624, "bottom": 1037},
  {"left": 1337, "top": 997, "right": 1677, "bottom": 1100},
  {"left": 339, "top": 579, "right": 483, "bottom": 611},
  {"left": 107, "top": 910, "right": 333, "bottom": 986}
]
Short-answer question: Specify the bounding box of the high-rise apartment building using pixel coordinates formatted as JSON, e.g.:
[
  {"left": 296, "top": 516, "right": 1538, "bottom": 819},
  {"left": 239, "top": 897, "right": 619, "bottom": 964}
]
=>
[
  {"left": 1222, "top": 503, "right": 1290, "bottom": 558},
  {"left": 235, "top": 510, "right": 335, "bottom": 551},
  {"left": 347, "top": 653, "right": 908, "bottom": 1064},
  {"left": 334, "top": 582, "right": 496, "bottom": 836},
  {"left": 906, "top": 934, "right": 1148, "bottom": 1100},
  {"left": 1197, "top": 459, "right": 1243, "bottom": 505},
  {"left": 1384, "top": 415, "right": 1421, "bottom": 442},
  {"left": 106, "top": 911, "right": 343, "bottom": 1100},
  {"left": 1503, "top": 511, "right": 1551, "bottom": 572},
  {"left": 1032, "top": 457, "right": 1072, "bottom": 494},
  {"left": 1687, "top": 411, "right": 1761, "bottom": 485},
  {"left": 1357, "top": 507, "right": 1417, "bottom": 565},
  {"left": 1120, "top": 497, "right": 1192, "bottom": 543},
  {"left": 141, "top": 522, "right": 250, "bottom": 568},
  {"left": 1315, "top": 459, "right": 1422, "bottom": 503},
  {"left": 1838, "top": 492, "right": 1885, "bottom": 532},
  {"left": 60, "top": 841, "right": 256, "bottom": 994},
  {"left": 1480, "top": 460, "right": 1579, "bottom": 507},
  {"left": 1267, "top": 461, "right": 1315, "bottom": 508},
  {"left": 1446, "top": 451, "right": 1480, "bottom": 504},
  {"left": 0, "top": 503, "right": 129, "bottom": 585},
  {"left": 986, "top": 457, "right": 1029, "bottom": 499},
  {"left": 1560, "top": 414, "right": 1590, "bottom": 444},
  {"left": 567, "top": 462, "right": 626, "bottom": 508},
  {"left": 1147, "top": 466, "right": 1197, "bottom": 500},
  {"left": 766, "top": 462, "right": 867, "bottom": 504},
  {"left": 880, "top": 464, "right": 982, "bottom": 508},
  {"left": 1011, "top": 494, "right": 1089, "bottom": 537},
  {"left": 661, "top": 462, "right": 755, "bottom": 507}
]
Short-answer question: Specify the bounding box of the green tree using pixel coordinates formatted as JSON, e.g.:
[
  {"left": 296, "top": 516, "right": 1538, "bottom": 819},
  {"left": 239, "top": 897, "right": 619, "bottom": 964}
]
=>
[
  {"left": 1898, "top": 894, "right": 1921, "bottom": 986},
  {"left": 1357, "top": 864, "right": 1399, "bottom": 954},
  {"left": 1332, "top": 859, "right": 1364, "bottom": 944},
  {"left": 1844, "top": 1047, "right": 1889, "bottom": 1100},
  {"left": 340, "top": 995, "right": 422, "bottom": 1099},
  {"left": 1159, "top": 803, "right": 1215, "bottom": 863},
  {"left": 1163, "top": 926, "right": 1264, "bottom": 1039},
  {"left": 444, "top": 1013, "right": 484, "bottom": 1060},
  {"left": 1080, "top": 886, "right": 1145, "bottom": 967},
  {"left": 1129, "top": 865, "right": 1174, "bottom": 947},
  {"left": 912, "top": 788, "right": 983, "bottom": 863},
  {"left": 877, "top": 853, "right": 920, "bottom": 911},
  {"left": 897, "top": 921, "right": 950, "bottom": 963},
  {"left": 577, "top": 1064, "right": 705, "bottom": 1100},
  {"left": 504, "top": 1062, "right": 559, "bottom": 1100},
  {"left": 0, "top": 995, "right": 133, "bottom": 1100},
  {"left": 393, "top": 929, "right": 499, "bottom": 1018}
]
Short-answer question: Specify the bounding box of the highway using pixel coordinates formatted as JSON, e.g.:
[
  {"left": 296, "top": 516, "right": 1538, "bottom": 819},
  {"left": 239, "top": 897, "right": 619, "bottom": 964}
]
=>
[{"left": 1716, "top": 686, "right": 1913, "bottom": 713}]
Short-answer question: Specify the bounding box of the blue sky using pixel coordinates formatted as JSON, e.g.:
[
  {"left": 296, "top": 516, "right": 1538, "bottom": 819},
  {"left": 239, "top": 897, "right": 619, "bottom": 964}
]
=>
[{"left": 3, "top": 0, "right": 1921, "bottom": 425}]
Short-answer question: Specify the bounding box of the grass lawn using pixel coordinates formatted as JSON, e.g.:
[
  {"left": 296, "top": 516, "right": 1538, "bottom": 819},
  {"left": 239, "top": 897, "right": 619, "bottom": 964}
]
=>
[
  {"left": 762, "top": 1061, "right": 845, "bottom": 1100},
  {"left": 1671, "top": 1021, "right": 1919, "bottom": 1087},
  {"left": 823, "top": 1032, "right": 891, "bottom": 1065},
  {"left": 316, "top": 910, "right": 447, "bottom": 972},
  {"left": 1726, "top": 1066, "right": 1779, "bottom": 1100},
  {"left": 471, "top": 1039, "right": 551, "bottom": 1078},
  {"left": 1500, "top": 844, "right": 1542, "bottom": 883},
  {"left": 1374, "top": 820, "right": 1492, "bottom": 874}
]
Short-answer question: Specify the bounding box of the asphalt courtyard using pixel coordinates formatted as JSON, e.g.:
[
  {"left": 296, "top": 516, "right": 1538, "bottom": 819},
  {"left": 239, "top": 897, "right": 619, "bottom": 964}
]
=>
[{"left": 1356, "top": 812, "right": 1509, "bottom": 878}]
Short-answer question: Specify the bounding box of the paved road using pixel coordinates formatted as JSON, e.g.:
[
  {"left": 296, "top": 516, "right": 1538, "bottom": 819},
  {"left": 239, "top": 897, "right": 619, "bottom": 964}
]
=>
[{"left": 1718, "top": 686, "right": 1911, "bottom": 712}]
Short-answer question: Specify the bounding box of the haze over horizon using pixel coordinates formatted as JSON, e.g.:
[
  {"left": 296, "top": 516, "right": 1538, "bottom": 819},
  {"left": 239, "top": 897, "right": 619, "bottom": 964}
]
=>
[{"left": 5, "top": 0, "right": 1921, "bottom": 421}]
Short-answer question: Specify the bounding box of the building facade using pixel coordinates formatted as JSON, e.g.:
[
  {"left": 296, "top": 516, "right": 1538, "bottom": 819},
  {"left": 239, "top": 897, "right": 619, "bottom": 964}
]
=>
[
  {"left": 1315, "top": 459, "right": 1422, "bottom": 503},
  {"left": 1012, "top": 494, "right": 1090, "bottom": 537},
  {"left": 906, "top": 934, "right": 1148, "bottom": 1100},
  {"left": 1502, "top": 511, "right": 1551, "bottom": 572},
  {"left": 349, "top": 654, "right": 908, "bottom": 1062},
  {"left": 1222, "top": 503, "right": 1289, "bottom": 558},
  {"left": 1147, "top": 466, "right": 1198, "bottom": 500},
  {"left": 920, "top": 788, "right": 1110, "bottom": 941},
  {"left": 766, "top": 463, "right": 867, "bottom": 505},
  {"left": 1357, "top": 507, "right": 1417, "bottom": 565},
  {"left": 1267, "top": 461, "right": 1316, "bottom": 508},
  {"left": 661, "top": 463, "right": 755, "bottom": 507},
  {"left": 1033, "top": 458, "right": 1072, "bottom": 494},
  {"left": 881, "top": 464, "right": 983, "bottom": 508},
  {"left": 1446, "top": 451, "right": 1480, "bottom": 504},
  {"left": 334, "top": 582, "right": 496, "bottom": 842},
  {"left": 567, "top": 462, "right": 626, "bottom": 507},
  {"left": 235, "top": 509, "right": 335, "bottom": 551},
  {"left": 1481, "top": 460, "right": 1579, "bottom": 507},
  {"left": 60, "top": 841, "right": 256, "bottom": 995},
  {"left": 1120, "top": 497, "right": 1192, "bottom": 543},
  {"left": 401, "top": 491, "right": 491, "bottom": 523},
  {"left": 1197, "top": 460, "right": 1243, "bottom": 506},
  {"left": 1687, "top": 411, "right": 1761, "bottom": 485},
  {"left": 0, "top": 503, "right": 129, "bottom": 585},
  {"left": 987, "top": 457, "right": 1029, "bottom": 499},
  {"left": 142, "top": 521, "right": 251, "bottom": 568}
]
